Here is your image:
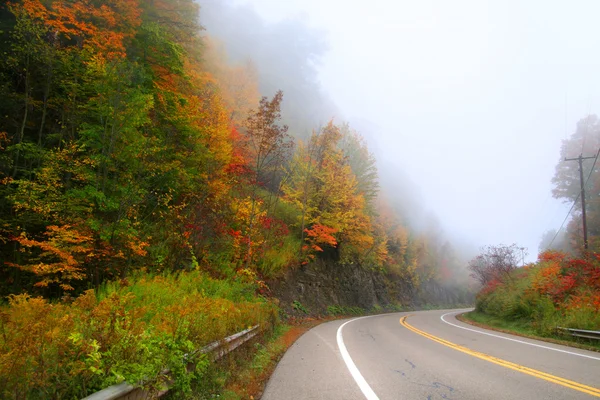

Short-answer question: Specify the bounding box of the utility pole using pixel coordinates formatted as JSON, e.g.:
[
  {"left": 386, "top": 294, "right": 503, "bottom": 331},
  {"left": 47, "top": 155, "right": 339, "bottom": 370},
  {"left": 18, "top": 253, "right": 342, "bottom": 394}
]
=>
[{"left": 564, "top": 154, "right": 596, "bottom": 250}]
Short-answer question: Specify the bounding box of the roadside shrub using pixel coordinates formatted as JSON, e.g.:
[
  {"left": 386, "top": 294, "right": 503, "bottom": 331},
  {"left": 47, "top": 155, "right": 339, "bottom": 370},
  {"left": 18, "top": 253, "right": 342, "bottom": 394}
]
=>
[
  {"left": 0, "top": 271, "right": 278, "bottom": 399},
  {"left": 475, "top": 251, "right": 600, "bottom": 336},
  {"left": 371, "top": 304, "right": 383, "bottom": 313},
  {"left": 0, "top": 294, "right": 101, "bottom": 399}
]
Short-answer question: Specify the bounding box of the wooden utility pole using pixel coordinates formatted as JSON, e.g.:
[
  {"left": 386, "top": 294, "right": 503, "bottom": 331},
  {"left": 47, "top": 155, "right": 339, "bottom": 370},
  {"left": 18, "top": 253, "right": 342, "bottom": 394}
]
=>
[{"left": 565, "top": 154, "right": 596, "bottom": 250}]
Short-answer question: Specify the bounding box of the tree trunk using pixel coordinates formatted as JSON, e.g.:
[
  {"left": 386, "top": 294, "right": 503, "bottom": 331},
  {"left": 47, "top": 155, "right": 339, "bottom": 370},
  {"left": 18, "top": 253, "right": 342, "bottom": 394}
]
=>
[
  {"left": 37, "top": 63, "right": 53, "bottom": 147},
  {"left": 13, "top": 56, "right": 30, "bottom": 178}
]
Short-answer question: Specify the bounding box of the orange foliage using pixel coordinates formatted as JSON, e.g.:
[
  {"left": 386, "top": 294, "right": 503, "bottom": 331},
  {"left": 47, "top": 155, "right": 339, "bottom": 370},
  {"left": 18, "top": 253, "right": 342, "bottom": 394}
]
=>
[
  {"left": 304, "top": 224, "right": 338, "bottom": 253},
  {"left": 7, "top": 225, "right": 92, "bottom": 291},
  {"left": 0, "top": 132, "right": 8, "bottom": 151},
  {"left": 537, "top": 249, "right": 568, "bottom": 264},
  {"left": 567, "top": 290, "right": 600, "bottom": 311},
  {"left": 17, "top": 0, "right": 142, "bottom": 59}
]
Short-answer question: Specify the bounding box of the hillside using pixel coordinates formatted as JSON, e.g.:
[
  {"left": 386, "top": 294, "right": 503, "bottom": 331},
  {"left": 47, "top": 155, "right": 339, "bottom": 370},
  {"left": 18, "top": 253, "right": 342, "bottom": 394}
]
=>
[{"left": 0, "top": 1, "right": 472, "bottom": 398}]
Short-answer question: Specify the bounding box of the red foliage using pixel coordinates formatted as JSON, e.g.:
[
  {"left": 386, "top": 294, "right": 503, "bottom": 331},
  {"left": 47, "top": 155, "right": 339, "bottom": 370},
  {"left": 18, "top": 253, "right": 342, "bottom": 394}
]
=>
[
  {"left": 532, "top": 253, "right": 600, "bottom": 310},
  {"left": 229, "top": 229, "right": 242, "bottom": 238},
  {"left": 478, "top": 278, "right": 503, "bottom": 297},
  {"left": 259, "top": 216, "right": 289, "bottom": 237}
]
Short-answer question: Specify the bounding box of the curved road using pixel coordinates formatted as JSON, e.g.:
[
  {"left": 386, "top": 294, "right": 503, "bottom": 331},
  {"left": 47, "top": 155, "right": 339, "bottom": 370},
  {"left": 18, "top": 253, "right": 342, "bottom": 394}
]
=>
[{"left": 262, "top": 309, "right": 600, "bottom": 399}]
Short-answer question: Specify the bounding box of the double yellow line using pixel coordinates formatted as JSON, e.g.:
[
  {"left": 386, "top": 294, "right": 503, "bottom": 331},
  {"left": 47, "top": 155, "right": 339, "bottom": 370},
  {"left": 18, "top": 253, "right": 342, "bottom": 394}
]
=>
[{"left": 399, "top": 316, "right": 600, "bottom": 398}]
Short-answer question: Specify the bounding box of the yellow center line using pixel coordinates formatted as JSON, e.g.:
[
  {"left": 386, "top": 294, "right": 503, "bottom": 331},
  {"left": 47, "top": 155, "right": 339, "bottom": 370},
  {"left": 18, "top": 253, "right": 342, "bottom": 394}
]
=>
[{"left": 399, "top": 315, "right": 600, "bottom": 398}]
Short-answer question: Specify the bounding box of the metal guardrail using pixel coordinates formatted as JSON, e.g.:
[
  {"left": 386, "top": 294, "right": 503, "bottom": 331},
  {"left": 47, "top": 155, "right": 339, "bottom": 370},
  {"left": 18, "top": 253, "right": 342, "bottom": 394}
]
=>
[
  {"left": 82, "top": 325, "right": 260, "bottom": 400},
  {"left": 557, "top": 327, "right": 600, "bottom": 341}
]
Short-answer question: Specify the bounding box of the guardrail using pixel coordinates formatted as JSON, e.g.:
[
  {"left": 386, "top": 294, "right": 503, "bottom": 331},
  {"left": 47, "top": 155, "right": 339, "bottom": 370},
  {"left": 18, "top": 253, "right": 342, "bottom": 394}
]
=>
[
  {"left": 556, "top": 327, "right": 600, "bottom": 341},
  {"left": 82, "top": 325, "right": 260, "bottom": 400}
]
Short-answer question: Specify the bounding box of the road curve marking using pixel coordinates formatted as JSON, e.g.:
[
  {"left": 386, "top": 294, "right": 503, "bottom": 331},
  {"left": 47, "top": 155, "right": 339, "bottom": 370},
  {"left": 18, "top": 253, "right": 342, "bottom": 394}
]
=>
[
  {"left": 441, "top": 311, "right": 600, "bottom": 361},
  {"left": 400, "top": 316, "right": 600, "bottom": 398},
  {"left": 337, "top": 316, "right": 381, "bottom": 400}
]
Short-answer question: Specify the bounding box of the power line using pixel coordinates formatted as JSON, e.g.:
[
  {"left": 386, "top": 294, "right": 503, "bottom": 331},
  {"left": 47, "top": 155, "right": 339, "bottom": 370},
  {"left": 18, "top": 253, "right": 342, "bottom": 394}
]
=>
[
  {"left": 548, "top": 148, "right": 600, "bottom": 249},
  {"left": 547, "top": 192, "right": 580, "bottom": 249}
]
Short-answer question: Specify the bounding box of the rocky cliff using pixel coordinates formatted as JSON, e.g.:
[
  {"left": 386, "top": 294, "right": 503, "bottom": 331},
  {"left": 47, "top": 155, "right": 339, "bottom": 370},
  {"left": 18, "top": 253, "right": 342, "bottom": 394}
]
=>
[{"left": 271, "top": 259, "right": 473, "bottom": 316}]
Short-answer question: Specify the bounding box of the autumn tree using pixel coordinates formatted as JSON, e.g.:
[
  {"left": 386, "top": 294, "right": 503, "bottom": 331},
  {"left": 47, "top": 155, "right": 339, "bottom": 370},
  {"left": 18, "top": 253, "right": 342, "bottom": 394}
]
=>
[
  {"left": 244, "top": 91, "right": 293, "bottom": 192},
  {"left": 241, "top": 90, "right": 293, "bottom": 266},
  {"left": 283, "top": 122, "right": 377, "bottom": 263}
]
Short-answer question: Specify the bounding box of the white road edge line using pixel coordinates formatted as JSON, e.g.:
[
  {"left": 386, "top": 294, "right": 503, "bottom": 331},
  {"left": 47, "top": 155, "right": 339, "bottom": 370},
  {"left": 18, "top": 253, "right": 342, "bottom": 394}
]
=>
[
  {"left": 441, "top": 311, "right": 600, "bottom": 361},
  {"left": 336, "top": 315, "right": 381, "bottom": 400}
]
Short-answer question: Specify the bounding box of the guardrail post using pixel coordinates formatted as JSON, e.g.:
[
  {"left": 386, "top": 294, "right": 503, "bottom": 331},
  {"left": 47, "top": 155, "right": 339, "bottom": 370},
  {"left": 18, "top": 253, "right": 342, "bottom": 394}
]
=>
[{"left": 556, "top": 326, "right": 600, "bottom": 341}]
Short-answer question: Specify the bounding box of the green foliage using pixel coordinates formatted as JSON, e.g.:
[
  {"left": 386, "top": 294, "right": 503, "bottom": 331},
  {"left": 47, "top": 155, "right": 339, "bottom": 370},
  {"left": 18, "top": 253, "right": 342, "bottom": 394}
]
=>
[
  {"left": 383, "top": 303, "right": 406, "bottom": 312},
  {"left": 371, "top": 304, "right": 383, "bottom": 313}
]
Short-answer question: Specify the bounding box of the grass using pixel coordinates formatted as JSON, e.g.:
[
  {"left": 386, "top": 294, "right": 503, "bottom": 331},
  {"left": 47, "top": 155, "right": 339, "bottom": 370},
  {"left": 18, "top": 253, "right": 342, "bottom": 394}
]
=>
[
  {"left": 327, "top": 304, "right": 365, "bottom": 316},
  {"left": 461, "top": 310, "right": 600, "bottom": 352},
  {"left": 256, "top": 234, "right": 302, "bottom": 278}
]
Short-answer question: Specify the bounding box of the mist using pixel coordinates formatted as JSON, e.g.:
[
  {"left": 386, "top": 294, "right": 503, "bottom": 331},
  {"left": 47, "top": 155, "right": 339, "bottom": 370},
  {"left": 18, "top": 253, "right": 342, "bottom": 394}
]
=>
[
  {"left": 197, "top": 0, "right": 600, "bottom": 265},
  {"left": 200, "top": 0, "right": 337, "bottom": 138}
]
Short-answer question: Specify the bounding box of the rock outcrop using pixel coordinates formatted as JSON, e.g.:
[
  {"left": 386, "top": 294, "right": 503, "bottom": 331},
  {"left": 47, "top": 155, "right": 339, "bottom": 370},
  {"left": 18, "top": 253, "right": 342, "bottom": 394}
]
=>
[{"left": 271, "top": 259, "right": 473, "bottom": 316}]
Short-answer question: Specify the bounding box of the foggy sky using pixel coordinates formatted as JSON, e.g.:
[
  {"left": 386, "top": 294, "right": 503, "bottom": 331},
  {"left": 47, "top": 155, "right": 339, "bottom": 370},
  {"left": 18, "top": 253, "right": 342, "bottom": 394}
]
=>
[{"left": 225, "top": 0, "right": 600, "bottom": 262}]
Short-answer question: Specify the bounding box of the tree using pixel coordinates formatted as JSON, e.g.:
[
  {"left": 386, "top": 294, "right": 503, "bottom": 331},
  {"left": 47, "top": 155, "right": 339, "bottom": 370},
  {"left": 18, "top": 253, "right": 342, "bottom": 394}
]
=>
[
  {"left": 242, "top": 90, "right": 293, "bottom": 266},
  {"left": 244, "top": 91, "right": 292, "bottom": 192},
  {"left": 468, "top": 244, "right": 525, "bottom": 286},
  {"left": 283, "top": 122, "right": 376, "bottom": 262}
]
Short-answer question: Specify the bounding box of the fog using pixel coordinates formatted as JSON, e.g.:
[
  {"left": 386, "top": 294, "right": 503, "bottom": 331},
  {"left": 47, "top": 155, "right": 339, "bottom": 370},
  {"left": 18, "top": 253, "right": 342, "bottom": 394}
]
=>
[{"left": 200, "top": 0, "right": 600, "bottom": 262}]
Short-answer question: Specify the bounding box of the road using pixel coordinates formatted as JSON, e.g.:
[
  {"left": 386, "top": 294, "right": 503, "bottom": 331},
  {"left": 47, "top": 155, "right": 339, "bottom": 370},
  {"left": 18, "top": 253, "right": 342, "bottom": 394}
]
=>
[{"left": 262, "top": 309, "right": 600, "bottom": 399}]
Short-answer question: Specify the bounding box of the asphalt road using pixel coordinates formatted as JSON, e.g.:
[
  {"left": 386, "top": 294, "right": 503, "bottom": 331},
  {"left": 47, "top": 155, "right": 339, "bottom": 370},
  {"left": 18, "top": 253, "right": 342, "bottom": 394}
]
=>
[{"left": 262, "top": 309, "right": 600, "bottom": 399}]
